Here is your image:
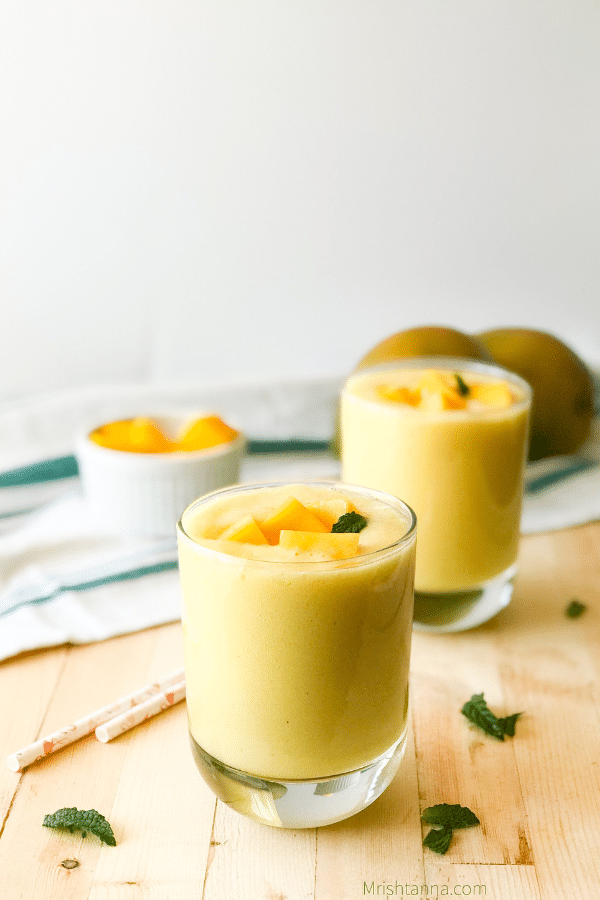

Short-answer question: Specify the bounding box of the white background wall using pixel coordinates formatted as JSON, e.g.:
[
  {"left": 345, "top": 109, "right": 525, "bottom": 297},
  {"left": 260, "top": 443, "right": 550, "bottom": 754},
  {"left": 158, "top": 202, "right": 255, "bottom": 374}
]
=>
[{"left": 1, "top": 1, "right": 599, "bottom": 400}]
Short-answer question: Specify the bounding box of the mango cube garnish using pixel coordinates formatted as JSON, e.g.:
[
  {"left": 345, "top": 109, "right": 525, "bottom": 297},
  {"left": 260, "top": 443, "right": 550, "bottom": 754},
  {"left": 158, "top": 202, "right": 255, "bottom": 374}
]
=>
[
  {"left": 220, "top": 515, "right": 269, "bottom": 545},
  {"left": 417, "top": 371, "right": 467, "bottom": 410},
  {"left": 178, "top": 415, "right": 239, "bottom": 451},
  {"left": 259, "top": 497, "right": 329, "bottom": 545},
  {"left": 377, "top": 385, "right": 421, "bottom": 407},
  {"left": 278, "top": 530, "right": 360, "bottom": 559},
  {"left": 306, "top": 498, "right": 353, "bottom": 530},
  {"left": 469, "top": 381, "right": 513, "bottom": 408}
]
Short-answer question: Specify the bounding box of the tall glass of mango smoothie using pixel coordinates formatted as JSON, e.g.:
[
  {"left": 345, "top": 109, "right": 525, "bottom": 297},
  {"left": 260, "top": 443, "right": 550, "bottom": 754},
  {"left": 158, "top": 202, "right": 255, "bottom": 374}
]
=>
[
  {"left": 341, "top": 359, "right": 531, "bottom": 632},
  {"left": 177, "top": 481, "right": 416, "bottom": 828}
]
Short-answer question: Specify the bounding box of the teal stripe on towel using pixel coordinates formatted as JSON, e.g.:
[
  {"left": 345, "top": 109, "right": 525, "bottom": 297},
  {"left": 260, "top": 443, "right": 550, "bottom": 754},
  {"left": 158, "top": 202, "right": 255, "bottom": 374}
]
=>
[
  {"left": 0, "top": 440, "right": 333, "bottom": 489},
  {"left": 0, "top": 455, "right": 79, "bottom": 487},
  {"left": 0, "top": 559, "right": 179, "bottom": 619},
  {"left": 524, "top": 458, "right": 597, "bottom": 495}
]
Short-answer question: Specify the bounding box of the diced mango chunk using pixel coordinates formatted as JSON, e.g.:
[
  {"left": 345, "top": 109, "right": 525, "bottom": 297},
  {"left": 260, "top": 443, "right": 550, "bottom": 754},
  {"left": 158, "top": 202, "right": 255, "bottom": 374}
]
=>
[
  {"left": 417, "top": 371, "right": 467, "bottom": 410},
  {"left": 128, "top": 417, "right": 175, "bottom": 452},
  {"left": 90, "top": 418, "right": 174, "bottom": 453},
  {"left": 469, "top": 381, "right": 514, "bottom": 408},
  {"left": 376, "top": 385, "right": 422, "bottom": 407},
  {"left": 279, "top": 530, "right": 360, "bottom": 559},
  {"left": 178, "top": 415, "right": 239, "bottom": 451},
  {"left": 259, "top": 497, "right": 329, "bottom": 545},
  {"left": 89, "top": 420, "right": 135, "bottom": 451},
  {"left": 220, "top": 514, "right": 269, "bottom": 545},
  {"left": 306, "top": 498, "right": 354, "bottom": 530}
]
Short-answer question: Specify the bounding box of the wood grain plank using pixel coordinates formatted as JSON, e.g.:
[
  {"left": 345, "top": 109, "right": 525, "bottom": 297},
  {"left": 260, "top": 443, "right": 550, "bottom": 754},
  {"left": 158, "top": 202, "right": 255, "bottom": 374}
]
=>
[
  {"left": 203, "top": 803, "right": 317, "bottom": 900},
  {"left": 492, "top": 527, "right": 600, "bottom": 896},
  {"left": 88, "top": 704, "right": 214, "bottom": 898},
  {"left": 0, "top": 626, "right": 181, "bottom": 899},
  {"left": 422, "top": 863, "right": 541, "bottom": 899},
  {"left": 410, "top": 626, "right": 532, "bottom": 866},
  {"left": 314, "top": 719, "right": 424, "bottom": 900},
  {"left": 0, "top": 647, "right": 67, "bottom": 822}
]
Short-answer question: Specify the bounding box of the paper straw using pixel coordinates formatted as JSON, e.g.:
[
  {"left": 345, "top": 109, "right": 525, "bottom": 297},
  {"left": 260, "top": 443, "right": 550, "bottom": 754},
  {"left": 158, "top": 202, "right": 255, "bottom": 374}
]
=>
[
  {"left": 95, "top": 680, "right": 186, "bottom": 743},
  {"left": 6, "top": 668, "right": 184, "bottom": 772}
]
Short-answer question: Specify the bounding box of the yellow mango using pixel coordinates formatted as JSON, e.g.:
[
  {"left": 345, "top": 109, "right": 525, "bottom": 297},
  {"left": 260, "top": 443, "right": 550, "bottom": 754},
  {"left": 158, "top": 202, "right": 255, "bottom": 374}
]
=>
[
  {"left": 128, "top": 417, "right": 175, "bottom": 452},
  {"left": 306, "top": 498, "right": 354, "bottom": 530},
  {"left": 376, "top": 385, "right": 421, "bottom": 407},
  {"left": 90, "top": 418, "right": 174, "bottom": 453},
  {"left": 177, "top": 415, "right": 238, "bottom": 451},
  {"left": 417, "top": 371, "right": 467, "bottom": 410},
  {"left": 469, "top": 381, "right": 514, "bottom": 408},
  {"left": 278, "top": 529, "right": 360, "bottom": 559},
  {"left": 89, "top": 420, "right": 136, "bottom": 451},
  {"left": 220, "top": 515, "right": 269, "bottom": 545},
  {"left": 259, "top": 497, "right": 329, "bottom": 545}
]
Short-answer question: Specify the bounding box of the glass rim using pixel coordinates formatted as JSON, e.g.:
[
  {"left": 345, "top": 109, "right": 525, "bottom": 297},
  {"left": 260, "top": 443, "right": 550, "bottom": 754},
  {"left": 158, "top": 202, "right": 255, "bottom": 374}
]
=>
[
  {"left": 342, "top": 356, "right": 532, "bottom": 411},
  {"left": 177, "top": 480, "right": 417, "bottom": 569}
]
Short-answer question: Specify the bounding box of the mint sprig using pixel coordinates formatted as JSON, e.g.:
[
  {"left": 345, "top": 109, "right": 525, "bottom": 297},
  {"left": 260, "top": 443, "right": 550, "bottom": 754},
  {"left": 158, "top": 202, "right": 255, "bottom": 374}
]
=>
[
  {"left": 454, "top": 373, "right": 470, "bottom": 397},
  {"left": 331, "top": 511, "right": 367, "bottom": 533},
  {"left": 565, "top": 599, "right": 587, "bottom": 618},
  {"left": 421, "top": 804, "right": 479, "bottom": 854},
  {"left": 422, "top": 804, "right": 480, "bottom": 828},
  {"left": 43, "top": 807, "right": 116, "bottom": 846},
  {"left": 423, "top": 824, "right": 453, "bottom": 854},
  {"left": 461, "top": 693, "right": 522, "bottom": 741}
]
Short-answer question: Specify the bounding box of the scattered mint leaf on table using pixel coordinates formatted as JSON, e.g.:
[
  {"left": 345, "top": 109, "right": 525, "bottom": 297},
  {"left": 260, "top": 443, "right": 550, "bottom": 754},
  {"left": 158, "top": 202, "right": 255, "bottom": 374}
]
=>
[
  {"left": 496, "top": 712, "right": 522, "bottom": 737},
  {"left": 331, "top": 511, "right": 367, "bottom": 533},
  {"left": 421, "top": 803, "right": 480, "bottom": 828},
  {"left": 421, "top": 804, "right": 480, "bottom": 854},
  {"left": 461, "top": 693, "right": 523, "bottom": 740},
  {"left": 423, "top": 824, "right": 453, "bottom": 855},
  {"left": 565, "top": 599, "right": 587, "bottom": 618},
  {"left": 43, "top": 808, "right": 116, "bottom": 846}
]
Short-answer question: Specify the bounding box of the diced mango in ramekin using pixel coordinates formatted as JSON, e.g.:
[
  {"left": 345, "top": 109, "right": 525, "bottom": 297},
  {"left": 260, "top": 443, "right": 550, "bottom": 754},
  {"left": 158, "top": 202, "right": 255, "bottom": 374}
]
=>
[
  {"left": 90, "top": 417, "right": 174, "bottom": 453},
  {"left": 178, "top": 415, "right": 239, "bottom": 451}
]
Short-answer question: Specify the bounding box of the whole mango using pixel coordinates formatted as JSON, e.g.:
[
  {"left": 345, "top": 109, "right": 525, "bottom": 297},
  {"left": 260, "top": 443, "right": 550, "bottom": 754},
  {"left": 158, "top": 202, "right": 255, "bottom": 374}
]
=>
[
  {"left": 355, "top": 325, "right": 493, "bottom": 371},
  {"left": 476, "top": 328, "right": 594, "bottom": 460}
]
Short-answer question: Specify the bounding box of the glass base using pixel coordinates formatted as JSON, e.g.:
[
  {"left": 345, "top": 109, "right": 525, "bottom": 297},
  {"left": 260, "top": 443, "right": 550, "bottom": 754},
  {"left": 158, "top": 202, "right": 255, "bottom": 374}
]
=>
[
  {"left": 190, "top": 731, "right": 407, "bottom": 828},
  {"left": 412, "top": 563, "right": 517, "bottom": 633}
]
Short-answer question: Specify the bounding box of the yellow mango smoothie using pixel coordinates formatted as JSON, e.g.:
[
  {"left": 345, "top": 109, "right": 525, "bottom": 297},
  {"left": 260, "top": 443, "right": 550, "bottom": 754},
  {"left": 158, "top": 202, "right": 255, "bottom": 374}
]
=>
[
  {"left": 341, "top": 360, "right": 531, "bottom": 600},
  {"left": 177, "top": 481, "right": 416, "bottom": 827}
]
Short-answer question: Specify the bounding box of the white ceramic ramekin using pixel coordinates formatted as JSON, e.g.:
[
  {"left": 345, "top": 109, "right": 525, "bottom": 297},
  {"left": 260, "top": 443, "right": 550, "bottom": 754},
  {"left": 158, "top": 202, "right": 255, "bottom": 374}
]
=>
[{"left": 76, "top": 415, "right": 246, "bottom": 537}]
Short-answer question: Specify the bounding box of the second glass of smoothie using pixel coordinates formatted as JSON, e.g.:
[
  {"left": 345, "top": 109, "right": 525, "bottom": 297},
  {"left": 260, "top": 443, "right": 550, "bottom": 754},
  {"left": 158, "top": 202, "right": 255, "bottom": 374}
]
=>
[
  {"left": 341, "top": 358, "right": 531, "bottom": 632},
  {"left": 177, "top": 481, "right": 416, "bottom": 828}
]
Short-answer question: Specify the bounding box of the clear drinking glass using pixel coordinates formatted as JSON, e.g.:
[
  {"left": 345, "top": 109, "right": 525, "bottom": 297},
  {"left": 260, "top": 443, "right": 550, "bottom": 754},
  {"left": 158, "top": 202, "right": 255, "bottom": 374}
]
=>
[
  {"left": 177, "top": 481, "right": 416, "bottom": 828},
  {"left": 340, "top": 358, "right": 532, "bottom": 632}
]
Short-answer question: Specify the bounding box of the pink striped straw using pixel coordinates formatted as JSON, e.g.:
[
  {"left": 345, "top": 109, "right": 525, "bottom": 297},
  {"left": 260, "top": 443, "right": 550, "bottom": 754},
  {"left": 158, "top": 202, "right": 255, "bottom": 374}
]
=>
[{"left": 7, "top": 668, "right": 185, "bottom": 772}]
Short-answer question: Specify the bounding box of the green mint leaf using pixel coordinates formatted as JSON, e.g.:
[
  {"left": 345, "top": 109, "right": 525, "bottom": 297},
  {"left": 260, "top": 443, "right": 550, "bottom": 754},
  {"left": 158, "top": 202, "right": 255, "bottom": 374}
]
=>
[
  {"left": 461, "top": 692, "right": 523, "bottom": 739},
  {"left": 43, "top": 808, "right": 116, "bottom": 846},
  {"left": 423, "top": 825, "right": 453, "bottom": 855},
  {"left": 565, "top": 599, "right": 587, "bottom": 618},
  {"left": 331, "top": 511, "right": 368, "bottom": 533},
  {"left": 496, "top": 712, "right": 522, "bottom": 737},
  {"left": 422, "top": 803, "right": 480, "bottom": 829},
  {"left": 461, "top": 693, "right": 506, "bottom": 740},
  {"left": 455, "top": 373, "right": 470, "bottom": 397}
]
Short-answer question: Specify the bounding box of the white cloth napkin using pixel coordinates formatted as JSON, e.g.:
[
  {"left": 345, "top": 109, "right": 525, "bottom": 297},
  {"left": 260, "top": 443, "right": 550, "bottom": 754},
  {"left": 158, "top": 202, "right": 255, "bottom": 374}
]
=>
[{"left": 0, "top": 376, "right": 598, "bottom": 663}]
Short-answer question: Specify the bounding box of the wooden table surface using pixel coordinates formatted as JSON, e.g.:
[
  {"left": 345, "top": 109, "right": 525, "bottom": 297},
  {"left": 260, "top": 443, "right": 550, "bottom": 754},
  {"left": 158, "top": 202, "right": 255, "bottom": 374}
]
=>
[{"left": 1, "top": 522, "right": 599, "bottom": 899}]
